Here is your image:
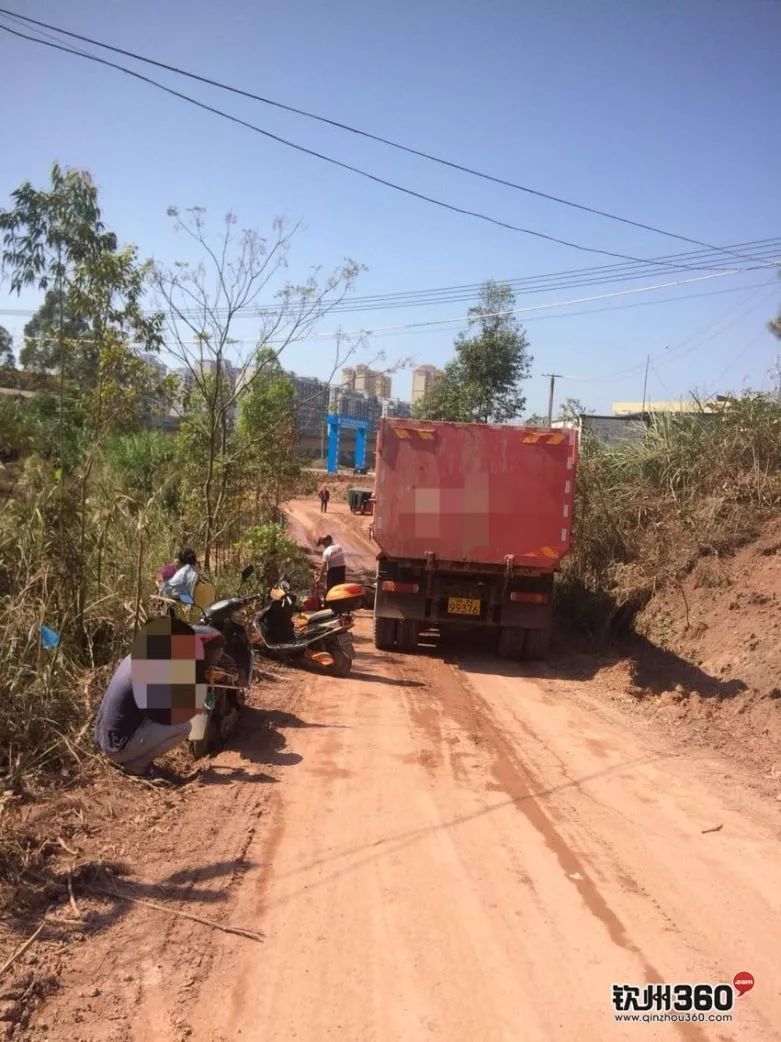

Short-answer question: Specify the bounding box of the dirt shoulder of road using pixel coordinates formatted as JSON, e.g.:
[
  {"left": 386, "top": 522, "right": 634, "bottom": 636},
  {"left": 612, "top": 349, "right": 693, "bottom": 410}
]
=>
[
  {"left": 567, "top": 516, "right": 781, "bottom": 780},
  {"left": 0, "top": 666, "right": 305, "bottom": 1040}
]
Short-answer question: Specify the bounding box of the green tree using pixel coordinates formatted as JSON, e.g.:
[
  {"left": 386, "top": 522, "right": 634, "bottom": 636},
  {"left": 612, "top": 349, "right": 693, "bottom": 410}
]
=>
[
  {"left": 0, "top": 164, "right": 163, "bottom": 468},
  {"left": 0, "top": 396, "right": 33, "bottom": 459},
  {"left": 0, "top": 326, "right": 13, "bottom": 369},
  {"left": 236, "top": 349, "right": 299, "bottom": 523},
  {"left": 414, "top": 281, "right": 532, "bottom": 423},
  {"left": 19, "top": 289, "right": 91, "bottom": 379},
  {"left": 0, "top": 163, "right": 165, "bottom": 641},
  {"left": 157, "top": 206, "right": 360, "bottom": 568},
  {"left": 102, "top": 430, "right": 179, "bottom": 503},
  {"left": 234, "top": 521, "right": 308, "bottom": 589}
]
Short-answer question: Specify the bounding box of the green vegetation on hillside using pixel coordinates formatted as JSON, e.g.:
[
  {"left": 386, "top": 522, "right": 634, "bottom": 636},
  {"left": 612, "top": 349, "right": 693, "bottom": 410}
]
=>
[
  {"left": 559, "top": 394, "right": 781, "bottom": 636},
  {"left": 0, "top": 165, "right": 357, "bottom": 793}
]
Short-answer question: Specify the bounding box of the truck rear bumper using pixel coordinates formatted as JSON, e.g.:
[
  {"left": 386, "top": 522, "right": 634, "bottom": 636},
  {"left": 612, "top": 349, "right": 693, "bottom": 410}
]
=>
[
  {"left": 376, "top": 596, "right": 551, "bottom": 630},
  {"left": 374, "top": 562, "right": 554, "bottom": 631}
]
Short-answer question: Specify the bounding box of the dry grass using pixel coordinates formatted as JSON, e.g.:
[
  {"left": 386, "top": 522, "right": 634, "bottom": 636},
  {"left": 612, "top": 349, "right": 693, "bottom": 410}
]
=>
[{"left": 558, "top": 394, "right": 781, "bottom": 637}]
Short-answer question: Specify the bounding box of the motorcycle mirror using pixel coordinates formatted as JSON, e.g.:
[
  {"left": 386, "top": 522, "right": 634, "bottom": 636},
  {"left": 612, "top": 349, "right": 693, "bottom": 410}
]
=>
[{"left": 241, "top": 564, "right": 255, "bottom": 584}]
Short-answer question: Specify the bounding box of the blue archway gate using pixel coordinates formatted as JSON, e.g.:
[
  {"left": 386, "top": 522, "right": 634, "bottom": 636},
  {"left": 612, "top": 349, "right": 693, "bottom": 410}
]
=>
[{"left": 327, "top": 414, "right": 370, "bottom": 474}]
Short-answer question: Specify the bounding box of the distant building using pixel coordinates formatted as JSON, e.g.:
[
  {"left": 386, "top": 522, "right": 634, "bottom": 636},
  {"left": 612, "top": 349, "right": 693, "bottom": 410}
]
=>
[
  {"left": 411, "top": 364, "right": 442, "bottom": 405},
  {"left": 232, "top": 363, "right": 254, "bottom": 397},
  {"left": 341, "top": 364, "right": 392, "bottom": 399},
  {"left": 291, "top": 374, "right": 329, "bottom": 438},
  {"left": 138, "top": 353, "right": 167, "bottom": 381},
  {"left": 379, "top": 397, "right": 412, "bottom": 419},
  {"left": 137, "top": 353, "right": 174, "bottom": 426},
  {"left": 563, "top": 398, "right": 730, "bottom": 446},
  {"left": 170, "top": 359, "right": 244, "bottom": 403},
  {"left": 173, "top": 366, "right": 194, "bottom": 395},
  {"left": 578, "top": 415, "right": 647, "bottom": 446},
  {"left": 329, "top": 386, "right": 382, "bottom": 429},
  {"left": 612, "top": 399, "right": 721, "bottom": 415}
]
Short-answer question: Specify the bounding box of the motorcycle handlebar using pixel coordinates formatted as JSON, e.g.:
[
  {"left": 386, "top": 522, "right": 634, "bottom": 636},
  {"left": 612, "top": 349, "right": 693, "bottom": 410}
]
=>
[{"left": 239, "top": 593, "right": 265, "bottom": 605}]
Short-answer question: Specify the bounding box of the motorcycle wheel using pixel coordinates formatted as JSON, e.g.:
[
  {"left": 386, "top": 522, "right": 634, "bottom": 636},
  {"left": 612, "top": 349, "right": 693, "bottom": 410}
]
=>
[
  {"left": 189, "top": 653, "right": 242, "bottom": 758},
  {"left": 325, "top": 646, "right": 353, "bottom": 677},
  {"left": 218, "top": 694, "right": 241, "bottom": 742},
  {"left": 190, "top": 719, "right": 216, "bottom": 760}
]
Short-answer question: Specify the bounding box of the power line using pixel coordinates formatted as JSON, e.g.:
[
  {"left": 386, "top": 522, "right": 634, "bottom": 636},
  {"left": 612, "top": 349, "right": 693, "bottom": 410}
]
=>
[
  {"left": 5, "top": 278, "right": 777, "bottom": 349},
  {"left": 0, "top": 20, "right": 747, "bottom": 272},
  {"left": 166, "top": 237, "right": 780, "bottom": 319},
  {"left": 357, "top": 278, "right": 779, "bottom": 339},
  {"left": 219, "top": 236, "right": 780, "bottom": 315},
  {"left": 23, "top": 269, "right": 763, "bottom": 348},
  {"left": 709, "top": 327, "right": 772, "bottom": 390},
  {"left": 311, "top": 240, "right": 781, "bottom": 311},
  {"left": 0, "top": 5, "right": 773, "bottom": 269},
  {"left": 2, "top": 237, "right": 777, "bottom": 323},
  {"left": 559, "top": 283, "right": 778, "bottom": 383},
  {"left": 645, "top": 286, "right": 780, "bottom": 377}
]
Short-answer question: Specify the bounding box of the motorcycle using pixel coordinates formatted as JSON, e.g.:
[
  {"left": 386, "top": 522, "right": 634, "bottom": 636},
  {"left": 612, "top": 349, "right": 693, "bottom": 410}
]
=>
[
  {"left": 187, "top": 624, "right": 246, "bottom": 759},
  {"left": 152, "top": 565, "right": 261, "bottom": 758},
  {"left": 251, "top": 578, "right": 364, "bottom": 678}
]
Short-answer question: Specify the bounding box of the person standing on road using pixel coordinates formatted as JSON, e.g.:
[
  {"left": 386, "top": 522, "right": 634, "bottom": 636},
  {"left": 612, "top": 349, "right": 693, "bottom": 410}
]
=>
[
  {"left": 319, "top": 486, "right": 330, "bottom": 513},
  {"left": 317, "top": 534, "right": 346, "bottom": 590}
]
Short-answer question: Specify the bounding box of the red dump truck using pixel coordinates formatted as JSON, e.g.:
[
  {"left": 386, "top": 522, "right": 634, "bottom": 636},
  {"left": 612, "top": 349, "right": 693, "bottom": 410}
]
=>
[{"left": 371, "top": 418, "right": 578, "bottom": 659}]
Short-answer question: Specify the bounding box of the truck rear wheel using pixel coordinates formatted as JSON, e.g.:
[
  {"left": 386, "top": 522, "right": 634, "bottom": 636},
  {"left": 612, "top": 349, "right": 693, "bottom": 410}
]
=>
[
  {"left": 498, "top": 627, "right": 525, "bottom": 660},
  {"left": 374, "top": 616, "right": 397, "bottom": 650},
  {"left": 523, "top": 627, "right": 551, "bottom": 661},
  {"left": 397, "top": 619, "right": 418, "bottom": 653}
]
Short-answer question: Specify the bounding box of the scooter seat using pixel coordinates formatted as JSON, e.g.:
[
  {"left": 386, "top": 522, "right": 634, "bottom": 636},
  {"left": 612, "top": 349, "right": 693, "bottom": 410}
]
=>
[{"left": 305, "top": 608, "right": 337, "bottom": 625}]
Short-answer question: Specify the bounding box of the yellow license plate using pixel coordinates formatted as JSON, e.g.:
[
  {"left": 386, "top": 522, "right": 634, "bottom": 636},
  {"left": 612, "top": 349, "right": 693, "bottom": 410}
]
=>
[{"left": 447, "top": 597, "right": 481, "bottom": 616}]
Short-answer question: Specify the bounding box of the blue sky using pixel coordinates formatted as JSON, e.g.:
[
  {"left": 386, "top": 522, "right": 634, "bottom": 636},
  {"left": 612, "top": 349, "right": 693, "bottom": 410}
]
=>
[{"left": 0, "top": 0, "right": 779, "bottom": 414}]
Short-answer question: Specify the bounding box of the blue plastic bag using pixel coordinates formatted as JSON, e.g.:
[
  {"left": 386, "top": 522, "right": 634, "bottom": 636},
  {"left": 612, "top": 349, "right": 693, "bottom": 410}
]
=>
[{"left": 39, "top": 625, "right": 60, "bottom": 650}]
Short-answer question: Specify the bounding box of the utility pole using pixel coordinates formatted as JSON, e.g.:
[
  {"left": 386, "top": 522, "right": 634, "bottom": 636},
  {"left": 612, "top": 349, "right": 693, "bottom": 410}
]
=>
[
  {"left": 641, "top": 354, "right": 650, "bottom": 414},
  {"left": 542, "top": 373, "right": 562, "bottom": 427},
  {"left": 772, "top": 354, "right": 781, "bottom": 402}
]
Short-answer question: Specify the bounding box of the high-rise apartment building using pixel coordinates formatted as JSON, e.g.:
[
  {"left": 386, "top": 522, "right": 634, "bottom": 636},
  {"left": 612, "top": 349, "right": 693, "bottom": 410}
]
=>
[
  {"left": 410, "top": 364, "right": 442, "bottom": 404},
  {"left": 291, "top": 374, "right": 330, "bottom": 437},
  {"left": 341, "top": 364, "right": 392, "bottom": 399}
]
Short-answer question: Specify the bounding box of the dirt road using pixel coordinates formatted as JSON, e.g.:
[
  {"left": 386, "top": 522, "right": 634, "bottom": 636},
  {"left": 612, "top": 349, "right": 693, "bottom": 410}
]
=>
[
  {"left": 20, "top": 500, "right": 780, "bottom": 1042},
  {"left": 286, "top": 495, "right": 378, "bottom": 581}
]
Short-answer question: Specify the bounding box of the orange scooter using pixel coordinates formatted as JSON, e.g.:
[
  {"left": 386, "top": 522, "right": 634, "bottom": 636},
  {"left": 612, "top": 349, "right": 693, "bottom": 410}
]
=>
[{"left": 251, "top": 579, "right": 364, "bottom": 677}]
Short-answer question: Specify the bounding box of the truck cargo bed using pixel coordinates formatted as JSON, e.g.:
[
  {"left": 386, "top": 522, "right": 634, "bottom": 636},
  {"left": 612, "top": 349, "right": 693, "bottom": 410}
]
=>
[{"left": 373, "top": 420, "right": 577, "bottom": 571}]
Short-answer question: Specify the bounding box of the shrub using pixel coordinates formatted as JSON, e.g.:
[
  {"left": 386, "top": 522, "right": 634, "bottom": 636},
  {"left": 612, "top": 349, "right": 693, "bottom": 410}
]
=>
[
  {"left": 234, "top": 521, "right": 312, "bottom": 591},
  {"left": 562, "top": 394, "right": 781, "bottom": 631}
]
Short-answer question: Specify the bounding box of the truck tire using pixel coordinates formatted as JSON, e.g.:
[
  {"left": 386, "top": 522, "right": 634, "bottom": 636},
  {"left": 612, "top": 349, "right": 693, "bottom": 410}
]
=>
[
  {"left": 374, "top": 616, "right": 397, "bottom": 650},
  {"left": 523, "top": 627, "right": 551, "bottom": 661},
  {"left": 498, "top": 627, "right": 525, "bottom": 660},
  {"left": 397, "top": 619, "right": 418, "bottom": 654}
]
